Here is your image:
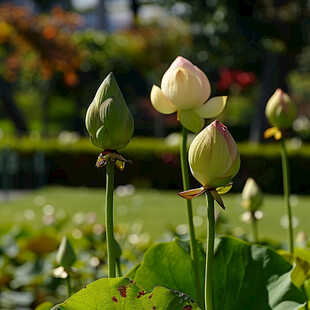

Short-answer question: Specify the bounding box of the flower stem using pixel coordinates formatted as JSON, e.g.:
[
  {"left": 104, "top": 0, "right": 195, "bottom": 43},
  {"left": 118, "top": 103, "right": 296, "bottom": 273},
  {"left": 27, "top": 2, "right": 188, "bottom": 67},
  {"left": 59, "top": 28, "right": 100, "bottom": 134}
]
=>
[
  {"left": 180, "top": 126, "right": 202, "bottom": 307},
  {"left": 205, "top": 190, "right": 215, "bottom": 310},
  {"left": 105, "top": 159, "right": 116, "bottom": 277},
  {"left": 252, "top": 213, "right": 259, "bottom": 243},
  {"left": 66, "top": 274, "right": 72, "bottom": 298},
  {"left": 116, "top": 258, "right": 122, "bottom": 277},
  {"left": 280, "top": 138, "right": 294, "bottom": 253}
]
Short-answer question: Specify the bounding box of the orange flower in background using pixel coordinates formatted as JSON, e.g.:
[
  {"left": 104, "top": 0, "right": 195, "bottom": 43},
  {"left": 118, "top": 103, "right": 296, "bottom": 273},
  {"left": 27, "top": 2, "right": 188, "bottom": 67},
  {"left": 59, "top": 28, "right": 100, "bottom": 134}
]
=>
[
  {"left": 0, "top": 4, "right": 83, "bottom": 85},
  {"left": 64, "top": 71, "right": 79, "bottom": 87},
  {"left": 43, "top": 26, "right": 58, "bottom": 40}
]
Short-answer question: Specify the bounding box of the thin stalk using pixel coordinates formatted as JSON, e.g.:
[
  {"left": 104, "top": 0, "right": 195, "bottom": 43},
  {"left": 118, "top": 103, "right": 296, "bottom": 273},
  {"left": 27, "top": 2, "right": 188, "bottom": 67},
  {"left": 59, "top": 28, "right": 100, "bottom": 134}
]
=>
[
  {"left": 180, "top": 126, "right": 202, "bottom": 307},
  {"left": 66, "top": 274, "right": 72, "bottom": 298},
  {"left": 116, "top": 258, "right": 122, "bottom": 277},
  {"left": 252, "top": 214, "right": 259, "bottom": 243},
  {"left": 205, "top": 190, "right": 215, "bottom": 310},
  {"left": 105, "top": 159, "right": 116, "bottom": 277},
  {"left": 280, "top": 138, "right": 294, "bottom": 253}
]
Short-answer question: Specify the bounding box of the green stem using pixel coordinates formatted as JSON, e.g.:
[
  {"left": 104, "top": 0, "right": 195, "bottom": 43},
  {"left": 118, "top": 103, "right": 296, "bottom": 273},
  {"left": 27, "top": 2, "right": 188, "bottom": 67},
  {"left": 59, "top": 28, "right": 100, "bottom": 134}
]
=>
[
  {"left": 252, "top": 214, "right": 259, "bottom": 243},
  {"left": 66, "top": 274, "right": 72, "bottom": 298},
  {"left": 280, "top": 138, "right": 294, "bottom": 253},
  {"left": 180, "top": 126, "right": 202, "bottom": 307},
  {"left": 205, "top": 191, "right": 215, "bottom": 310},
  {"left": 116, "top": 258, "right": 122, "bottom": 277},
  {"left": 105, "top": 159, "right": 116, "bottom": 277}
]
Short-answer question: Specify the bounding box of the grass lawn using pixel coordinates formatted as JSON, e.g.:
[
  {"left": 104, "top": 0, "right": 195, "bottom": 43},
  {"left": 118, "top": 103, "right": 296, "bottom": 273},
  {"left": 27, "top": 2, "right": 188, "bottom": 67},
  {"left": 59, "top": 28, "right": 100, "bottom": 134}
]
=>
[{"left": 0, "top": 186, "right": 309, "bottom": 244}]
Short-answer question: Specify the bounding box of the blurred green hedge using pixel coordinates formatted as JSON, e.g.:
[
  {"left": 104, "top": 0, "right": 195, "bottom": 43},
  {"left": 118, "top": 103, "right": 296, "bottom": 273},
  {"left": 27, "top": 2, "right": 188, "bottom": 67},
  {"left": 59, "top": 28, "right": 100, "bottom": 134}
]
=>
[{"left": 0, "top": 136, "right": 309, "bottom": 194}]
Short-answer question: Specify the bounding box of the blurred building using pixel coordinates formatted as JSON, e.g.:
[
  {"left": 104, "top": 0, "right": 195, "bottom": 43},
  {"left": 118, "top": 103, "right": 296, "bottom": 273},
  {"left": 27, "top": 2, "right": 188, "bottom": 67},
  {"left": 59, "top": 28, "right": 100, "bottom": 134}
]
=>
[{"left": 1, "top": 0, "right": 166, "bottom": 32}]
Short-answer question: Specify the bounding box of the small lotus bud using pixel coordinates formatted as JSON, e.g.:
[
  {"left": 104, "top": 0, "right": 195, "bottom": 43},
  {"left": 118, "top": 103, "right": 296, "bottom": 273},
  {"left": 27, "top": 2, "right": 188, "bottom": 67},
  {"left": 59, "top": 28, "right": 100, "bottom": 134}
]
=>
[
  {"left": 56, "top": 236, "right": 76, "bottom": 270},
  {"left": 188, "top": 120, "right": 240, "bottom": 189},
  {"left": 85, "top": 72, "right": 134, "bottom": 150},
  {"left": 265, "top": 89, "right": 296, "bottom": 129},
  {"left": 241, "top": 178, "right": 263, "bottom": 212}
]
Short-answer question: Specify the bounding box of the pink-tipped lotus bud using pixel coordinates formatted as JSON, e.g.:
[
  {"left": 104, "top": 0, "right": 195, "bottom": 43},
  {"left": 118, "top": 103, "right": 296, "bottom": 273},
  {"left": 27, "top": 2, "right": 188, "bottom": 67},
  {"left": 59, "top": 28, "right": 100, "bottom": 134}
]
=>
[
  {"left": 150, "top": 56, "right": 227, "bottom": 133},
  {"left": 188, "top": 120, "right": 240, "bottom": 189},
  {"left": 265, "top": 89, "right": 296, "bottom": 129},
  {"left": 160, "top": 56, "right": 211, "bottom": 110}
]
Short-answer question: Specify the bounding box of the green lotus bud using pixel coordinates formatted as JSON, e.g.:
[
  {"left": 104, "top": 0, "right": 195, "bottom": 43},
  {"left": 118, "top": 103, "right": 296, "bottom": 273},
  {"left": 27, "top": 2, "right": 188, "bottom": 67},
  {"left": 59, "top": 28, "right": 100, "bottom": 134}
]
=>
[
  {"left": 241, "top": 178, "right": 263, "bottom": 212},
  {"left": 56, "top": 236, "right": 76, "bottom": 270},
  {"left": 188, "top": 120, "right": 240, "bottom": 189},
  {"left": 265, "top": 88, "right": 296, "bottom": 129},
  {"left": 85, "top": 72, "right": 134, "bottom": 150}
]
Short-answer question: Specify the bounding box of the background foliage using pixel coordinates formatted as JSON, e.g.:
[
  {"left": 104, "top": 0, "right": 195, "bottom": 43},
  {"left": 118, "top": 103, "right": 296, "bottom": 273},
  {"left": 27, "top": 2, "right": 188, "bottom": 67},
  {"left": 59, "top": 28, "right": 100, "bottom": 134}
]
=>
[
  {"left": 0, "top": 136, "right": 309, "bottom": 194},
  {"left": 0, "top": 1, "right": 310, "bottom": 309}
]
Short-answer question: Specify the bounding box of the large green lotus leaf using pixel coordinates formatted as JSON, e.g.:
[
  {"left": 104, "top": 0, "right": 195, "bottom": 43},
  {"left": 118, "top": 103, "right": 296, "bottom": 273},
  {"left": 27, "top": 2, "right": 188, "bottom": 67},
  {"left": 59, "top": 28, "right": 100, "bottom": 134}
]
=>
[
  {"left": 303, "top": 278, "right": 310, "bottom": 300},
  {"left": 290, "top": 258, "right": 310, "bottom": 288},
  {"left": 51, "top": 277, "right": 200, "bottom": 310},
  {"left": 277, "top": 248, "right": 310, "bottom": 289},
  {"left": 131, "top": 238, "right": 204, "bottom": 304},
  {"left": 130, "top": 236, "right": 307, "bottom": 310},
  {"left": 34, "top": 302, "right": 53, "bottom": 310},
  {"left": 125, "top": 263, "right": 141, "bottom": 279},
  {"left": 213, "top": 236, "right": 306, "bottom": 309}
]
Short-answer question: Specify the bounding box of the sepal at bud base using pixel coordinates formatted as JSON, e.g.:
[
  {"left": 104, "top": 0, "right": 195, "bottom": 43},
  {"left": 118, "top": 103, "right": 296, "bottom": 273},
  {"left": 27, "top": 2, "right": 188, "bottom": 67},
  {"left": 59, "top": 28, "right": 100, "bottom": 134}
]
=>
[
  {"left": 178, "top": 185, "right": 227, "bottom": 209},
  {"left": 264, "top": 126, "right": 282, "bottom": 140},
  {"left": 95, "top": 151, "right": 131, "bottom": 171},
  {"left": 210, "top": 189, "right": 225, "bottom": 210},
  {"left": 216, "top": 183, "right": 233, "bottom": 194},
  {"left": 85, "top": 72, "right": 134, "bottom": 151},
  {"left": 178, "top": 186, "right": 207, "bottom": 200}
]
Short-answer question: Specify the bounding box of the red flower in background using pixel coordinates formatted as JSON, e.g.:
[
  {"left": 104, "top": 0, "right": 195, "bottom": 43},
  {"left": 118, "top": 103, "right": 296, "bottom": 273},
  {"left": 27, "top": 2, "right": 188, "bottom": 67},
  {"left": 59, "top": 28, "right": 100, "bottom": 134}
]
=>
[{"left": 217, "top": 68, "right": 256, "bottom": 92}]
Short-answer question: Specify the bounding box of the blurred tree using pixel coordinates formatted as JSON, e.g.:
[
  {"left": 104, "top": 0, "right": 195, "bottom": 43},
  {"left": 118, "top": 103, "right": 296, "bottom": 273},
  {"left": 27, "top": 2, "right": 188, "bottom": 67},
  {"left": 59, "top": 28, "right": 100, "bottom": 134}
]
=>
[
  {"left": 0, "top": 77, "right": 28, "bottom": 134},
  {"left": 71, "top": 24, "right": 192, "bottom": 135},
  {"left": 155, "top": 0, "right": 310, "bottom": 141},
  {"left": 96, "top": 0, "right": 109, "bottom": 30},
  {"left": 32, "top": 0, "right": 73, "bottom": 11},
  {"left": 0, "top": 4, "right": 82, "bottom": 135},
  {"left": 0, "top": 3, "right": 192, "bottom": 136}
]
